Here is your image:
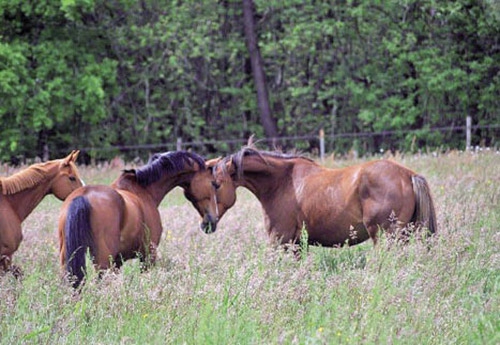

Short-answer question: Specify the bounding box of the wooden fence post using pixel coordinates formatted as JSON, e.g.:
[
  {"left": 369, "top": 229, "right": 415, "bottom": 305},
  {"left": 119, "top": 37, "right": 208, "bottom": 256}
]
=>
[
  {"left": 43, "top": 144, "right": 49, "bottom": 161},
  {"left": 319, "top": 129, "right": 325, "bottom": 161},
  {"left": 466, "top": 116, "right": 471, "bottom": 151},
  {"left": 176, "top": 138, "right": 182, "bottom": 151}
]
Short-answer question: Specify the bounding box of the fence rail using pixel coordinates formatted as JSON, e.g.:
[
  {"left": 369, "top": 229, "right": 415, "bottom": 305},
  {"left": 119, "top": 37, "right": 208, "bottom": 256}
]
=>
[
  {"left": 21, "top": 117, "right": 500, "bottom": 163},
  {"left": 71, "top": 122, "right": 499, "bottom": 158}
]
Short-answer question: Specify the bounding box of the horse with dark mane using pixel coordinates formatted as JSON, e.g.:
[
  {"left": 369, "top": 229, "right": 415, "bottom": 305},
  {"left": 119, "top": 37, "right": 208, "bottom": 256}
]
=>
[
  {"left": 0, "top": 151, "right": 83, "bottom": 276},
  {"left": 205, "top": 146, "right": 436, "bottom": 250},
  {"left": 58, "top": 151, "right": 220, "bottom": 288}
]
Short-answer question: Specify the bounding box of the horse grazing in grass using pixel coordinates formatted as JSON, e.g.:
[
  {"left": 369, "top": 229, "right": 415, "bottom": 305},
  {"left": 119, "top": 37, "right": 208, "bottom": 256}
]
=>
[
  {"left": 206, "top": 146, "right": 437, "bottom": 249},
  {"left": 58, "top": 151, "right": 221, "bottom": 288},
  {"left": 0, "top": 151, "right": 83, "bottom": 276}
]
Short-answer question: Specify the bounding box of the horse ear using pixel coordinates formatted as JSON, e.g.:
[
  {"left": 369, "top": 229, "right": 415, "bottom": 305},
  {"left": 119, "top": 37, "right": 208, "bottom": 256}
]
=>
[
  {"left": 121, "top": 169, "right": 137, "bottom": 182},
  {"left": 247, "top": 134, "right": 255, "bottom": 147},
  {"left": 70, "top": 150, "right": 80, "bottom": 162},
  {"left": 205, "top": 157, "right": 221, "bottom": 169},
  {"left": 226, "top": 157, "right": 236, "bottom": 175},
  {"left": 62, "top": 151, "right": 77, "bottom": 166}
]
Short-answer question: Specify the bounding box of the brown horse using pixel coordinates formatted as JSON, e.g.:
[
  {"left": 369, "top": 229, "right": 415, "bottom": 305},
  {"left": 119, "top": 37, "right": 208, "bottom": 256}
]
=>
[
  {"left": 58, "top": 151, "right": 220, "bottom": 288},
  {"left": 0, "top": 151, "right": 83, "bottom": 276},
  {"left": 205, "top": 146, "right": 436, "bottom": 249}
]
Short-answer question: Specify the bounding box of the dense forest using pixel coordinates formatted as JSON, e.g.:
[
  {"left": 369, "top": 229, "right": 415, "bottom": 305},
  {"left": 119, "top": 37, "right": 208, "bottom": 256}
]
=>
[{"left": 1, "top": 0, "right": 499, "bottom": 161}]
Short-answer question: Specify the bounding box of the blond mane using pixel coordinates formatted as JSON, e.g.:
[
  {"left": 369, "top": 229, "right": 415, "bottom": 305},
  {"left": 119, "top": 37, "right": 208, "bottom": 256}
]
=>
[{"left": 1, "top": 164, "right": 49, "bottom": 195}]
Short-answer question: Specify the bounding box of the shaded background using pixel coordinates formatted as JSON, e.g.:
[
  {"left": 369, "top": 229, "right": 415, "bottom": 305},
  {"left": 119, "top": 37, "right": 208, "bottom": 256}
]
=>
[{"left": 1, "top": 0, "right": 499, "bottom": 162}]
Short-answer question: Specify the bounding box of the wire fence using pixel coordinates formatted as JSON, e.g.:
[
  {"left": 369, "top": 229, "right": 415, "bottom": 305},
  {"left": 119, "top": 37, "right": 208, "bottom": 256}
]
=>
[
  {"left": 8, "top": 121, "right": 493, "bottom": 165},
  {"left": 71, "top": 122, "right": 499, "bottom": 161}
]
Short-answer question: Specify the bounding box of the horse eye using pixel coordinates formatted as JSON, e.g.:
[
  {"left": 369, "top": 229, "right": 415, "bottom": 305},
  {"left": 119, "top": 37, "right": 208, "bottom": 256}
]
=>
[
  {"left": 211, "top": 181, "right": 220, "bottom": 190},
  {"left": 69, "top": 176, "right": 76, "bottom": 182}
]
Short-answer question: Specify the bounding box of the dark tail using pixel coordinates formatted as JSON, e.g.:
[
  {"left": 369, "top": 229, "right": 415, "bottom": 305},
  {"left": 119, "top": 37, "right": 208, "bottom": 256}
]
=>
[
  {"left": 411, "top": 175, "right": 437, "bottom": 235},
  {"left": 65, "top": 195, "right": 94, "bottom": 288}
]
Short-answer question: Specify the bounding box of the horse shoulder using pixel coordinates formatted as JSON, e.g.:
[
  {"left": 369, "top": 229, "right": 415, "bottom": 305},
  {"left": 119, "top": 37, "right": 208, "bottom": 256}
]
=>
[
  {"left": 141, "top": 203, "right": 162, "bottom": 242},
  {"left": 0, "top": 194, "right": 16, "bottom": 217},
  {"left": 0, "top": 196, "right": 23, "bottom": 240}
]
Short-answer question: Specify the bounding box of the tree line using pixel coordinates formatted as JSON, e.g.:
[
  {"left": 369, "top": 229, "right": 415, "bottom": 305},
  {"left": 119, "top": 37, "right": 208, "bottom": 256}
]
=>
[{"left": 1, "top": 0, "right": 499, "bottom": 162}]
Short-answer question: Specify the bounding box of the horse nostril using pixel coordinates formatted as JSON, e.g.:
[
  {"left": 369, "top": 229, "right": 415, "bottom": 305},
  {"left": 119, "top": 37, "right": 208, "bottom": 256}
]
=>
[{"left": 209, "top": 214, "right": 219, "bottom": 224}]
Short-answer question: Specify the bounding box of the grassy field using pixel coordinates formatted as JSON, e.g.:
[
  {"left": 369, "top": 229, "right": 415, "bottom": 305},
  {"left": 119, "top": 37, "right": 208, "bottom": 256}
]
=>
[{"left": 1, "top": 151, "right": 499, "bottom": 344}]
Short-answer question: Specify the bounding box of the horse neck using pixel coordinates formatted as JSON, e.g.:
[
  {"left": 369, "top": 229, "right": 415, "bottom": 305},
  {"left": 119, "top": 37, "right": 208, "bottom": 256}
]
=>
[
  {"left": 145, "top": 171, "right": 197, "bottom": 207},
  {"left": 3, "top": 169, "right": 55, "bottom": 221},
  {"left": 236, "top": 156, "right": 294, "bottom": 201}
]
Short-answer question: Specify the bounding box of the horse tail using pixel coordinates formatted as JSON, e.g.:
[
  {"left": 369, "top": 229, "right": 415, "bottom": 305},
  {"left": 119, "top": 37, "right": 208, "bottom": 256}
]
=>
[
  {"left": 411, "top": 175, "right": 437, "bottom": 235},
  {"left": 64, "top": 195, "right": 94, "bottom": 288}
]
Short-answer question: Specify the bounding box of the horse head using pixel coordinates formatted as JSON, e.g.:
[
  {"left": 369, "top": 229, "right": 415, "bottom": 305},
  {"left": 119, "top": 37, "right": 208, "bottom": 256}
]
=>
[
  {"left": 183, "top": 157, "right": 237, "bottom": 234},
  {"left": 50, "top": 150, "right": 84, "bottom": 200}
]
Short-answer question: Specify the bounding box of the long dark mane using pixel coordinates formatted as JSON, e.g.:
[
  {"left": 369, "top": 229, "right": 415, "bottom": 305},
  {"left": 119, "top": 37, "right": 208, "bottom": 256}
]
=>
[
  {"left": 221, "top": 146, "right": 316, "bottom": 179},
  {"left": 135, "top": 151, "right": 205, "bottom": 187}
]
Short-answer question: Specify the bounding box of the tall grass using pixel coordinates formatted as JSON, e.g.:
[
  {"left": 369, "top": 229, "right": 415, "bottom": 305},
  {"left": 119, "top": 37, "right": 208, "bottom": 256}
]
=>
[{"left": 1, "top": 151, "right": 499, "bottom": 344}]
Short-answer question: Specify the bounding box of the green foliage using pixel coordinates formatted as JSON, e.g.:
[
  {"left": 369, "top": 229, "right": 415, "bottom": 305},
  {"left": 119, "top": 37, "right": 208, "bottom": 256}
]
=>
[
  {"left": 0, "top": 0, "right": 117, "bottom": 160},
  {"left": 0, "top": 0, "right": 498, "bottom": 160}
]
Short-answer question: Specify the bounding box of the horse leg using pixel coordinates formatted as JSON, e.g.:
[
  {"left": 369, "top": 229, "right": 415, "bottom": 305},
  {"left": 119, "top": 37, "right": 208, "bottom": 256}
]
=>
[
  {"left": 384, "top": 198, "right": 416, "bottom": 243},
  {"left": 0, "top": 220, "right": 23, "bottom": 278},
  {"left": 364, "top": 205, "right": 415, "bottom": 245},
  {"left": 361, "top": 201, "right": 386, "bottom": 245},
  {"left": 268, "top": 223, "right": 306, "bottom": 260},
  {"left": 0, "top": 255, "right": 23, "bottom": 278},
  {"left": 140, "top": 242, "right": 158, "bottom": 272},
  {"left": 293, "top": 223, "right": 310, "bottom": 260},
  {"left": 363, "top": 223, "right": 380, "bottom": 245},
  {"left": 0, "top": 255, "right": 9, "bottom": 272},
  {"left": 91, "top": 212, "right": 123, "bottom": 280},
  {"left": 92, "top": 252, "right": 118, "bottom": 282}
]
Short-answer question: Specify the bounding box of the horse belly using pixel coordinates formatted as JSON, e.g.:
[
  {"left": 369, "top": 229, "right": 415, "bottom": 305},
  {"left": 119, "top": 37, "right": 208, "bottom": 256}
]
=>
[
  {"left": 117, "top": 195, "right": 161, "bottom": 259},
  {"left": 118, "top": 204, "right": 144, "bottom": 255},
  {"left": 306, "top": 219, "right": 370, "bottom": 247},
  {"left": 300, "top": 191, "right": 367, "bottom": 246}
]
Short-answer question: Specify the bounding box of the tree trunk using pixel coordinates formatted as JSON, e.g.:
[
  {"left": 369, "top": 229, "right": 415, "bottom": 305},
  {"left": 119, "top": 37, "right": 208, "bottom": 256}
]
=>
[{"left": 242, "top": 0, "right": 278, "bottom": 139}]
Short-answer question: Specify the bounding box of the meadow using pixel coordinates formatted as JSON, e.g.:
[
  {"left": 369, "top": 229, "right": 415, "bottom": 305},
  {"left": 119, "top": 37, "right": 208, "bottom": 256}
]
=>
[{"left": 1, "top": 150, "right": 499, "bottom": 344}]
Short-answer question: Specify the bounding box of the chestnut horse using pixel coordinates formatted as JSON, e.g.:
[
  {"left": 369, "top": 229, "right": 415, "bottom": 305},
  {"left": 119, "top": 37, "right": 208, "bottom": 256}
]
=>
[
  {"left": 0, "top": 151, "right": 83, "bottom": 276},
  {"left": 206, "top": 147, "right": 436, "bottom": 249},
  {"left": 58, "top": 151, "right": 220, "bottom": 288}
]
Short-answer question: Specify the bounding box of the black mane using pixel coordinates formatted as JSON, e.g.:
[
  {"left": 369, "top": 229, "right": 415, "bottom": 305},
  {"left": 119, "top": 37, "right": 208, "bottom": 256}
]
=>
[{"left": 135, "top": 151, "right": 205, "bottom": 187}]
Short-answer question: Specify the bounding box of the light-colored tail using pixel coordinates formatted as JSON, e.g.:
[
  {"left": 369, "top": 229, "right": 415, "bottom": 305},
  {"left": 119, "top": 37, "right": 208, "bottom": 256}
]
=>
[{"left": 411, "top": 175, "right": 437, "bottom": 235}]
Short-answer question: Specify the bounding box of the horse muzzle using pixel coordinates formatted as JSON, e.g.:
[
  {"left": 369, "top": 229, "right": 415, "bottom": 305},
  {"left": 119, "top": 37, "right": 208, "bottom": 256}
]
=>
[{"left": 200, "top": 214, "right": 218, "bottom": 234}]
